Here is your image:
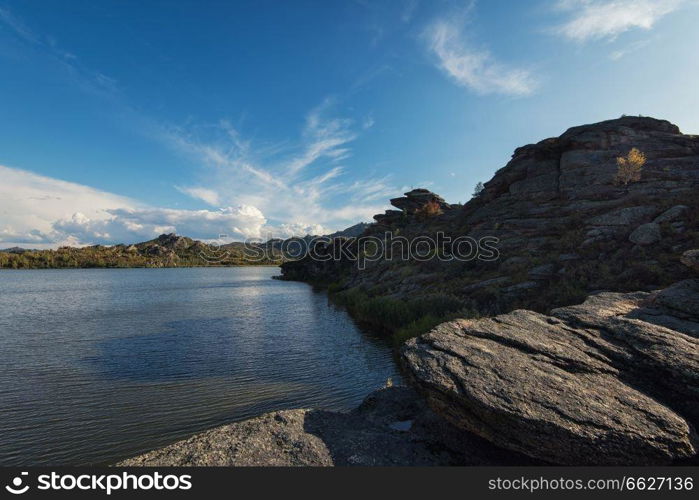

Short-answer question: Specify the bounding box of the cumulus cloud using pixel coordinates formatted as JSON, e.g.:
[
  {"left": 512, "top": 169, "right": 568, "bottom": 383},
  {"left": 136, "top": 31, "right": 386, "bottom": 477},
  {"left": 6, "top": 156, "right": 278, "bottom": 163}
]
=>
[
  {"left": 53, "top": 206, "right": 268, "bottom": 244},
  {"left": 424, "top": 19, "right": 537, "bottom": 96},
  {"left": 0, "top": 165, "right": 138, "bottom": 247},
  {"left": 0, "top": 8, "right": 398, "bottom": 244},
  {"left": 553, "top": 0, "right": 686, "bottom": 42},
  {"left": 0, "top": 165, "right": 273, "bottom": 248}
]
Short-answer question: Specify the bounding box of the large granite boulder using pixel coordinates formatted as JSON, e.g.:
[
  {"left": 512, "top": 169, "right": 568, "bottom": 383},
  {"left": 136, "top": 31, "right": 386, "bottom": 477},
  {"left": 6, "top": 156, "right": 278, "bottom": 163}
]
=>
[{"left": 402, "top": 281, "right": 699, "bottom": 465}]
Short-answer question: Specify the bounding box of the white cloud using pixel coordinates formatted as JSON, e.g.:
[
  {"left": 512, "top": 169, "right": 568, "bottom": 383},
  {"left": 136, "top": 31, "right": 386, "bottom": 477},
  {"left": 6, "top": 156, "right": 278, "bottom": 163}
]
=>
[
  {"left": 175, "top": 186, "right": 221, "bottom": 206},
  {"left": 0, "top": 6, "right": 121, "bottom": 98},
  {"left": 608, "top": 38, "right": 652, "bottom": 60},
  {"left": 424, "top": 19, "right": 537, "bottom": 96},
  {"left": 0, "top": 165, "right": 138, "bottom": 246},
  {"left": 0, "top": 8, "right": 397, "bottom": 244},
  {"left": 165, "top": 100, "right": 397, "bottom": 236},
  {"left": 285, "top": 98, "right": 357, "bottom": 176},
  {"left": 274, "top": 222, "right": 329, "bottom": 239},
  {"left": 54, "top": 205, "right": 268, "bottom": 244},
  {"left": 0, "top": 165, "right": 273, "bottom": 247},
  {"left": 553, "top": 0, "right": 686, "bottom": 42}
]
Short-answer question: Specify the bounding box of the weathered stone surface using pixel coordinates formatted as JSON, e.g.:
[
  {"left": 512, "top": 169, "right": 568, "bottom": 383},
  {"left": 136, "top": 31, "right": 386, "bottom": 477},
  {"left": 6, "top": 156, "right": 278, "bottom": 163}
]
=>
[
  {"left": 463, "top": 276, "right": 510, "bottom": 292},
  {"left": 528, "top": 263, "right": 556, "bottom": 280},
  {"left": 588, "top": 206, "right": 658, "bottom": 227},
  {"left": 655, "top": 205, "right": 689, "bottom": 223},
  {"left": 629, "top": 222, "right": 662, "bottom": 245},
  {"left": 117, "top": 387, "right": 538, "bottom": 466},
  {"left": 503, "top": 281, "right": 539, "bottom": 293},
  {"left": 652, "top": 279, "right": 699, "bottom": 321},
  {"left": 682, "top": 250, "right": 699, "bottom": 272},
  {"left": 402, "top": 282, "right": 699, "bottom": 465},
  {"left": 558, "top": 253, "right": 580, "bottom": 261}
]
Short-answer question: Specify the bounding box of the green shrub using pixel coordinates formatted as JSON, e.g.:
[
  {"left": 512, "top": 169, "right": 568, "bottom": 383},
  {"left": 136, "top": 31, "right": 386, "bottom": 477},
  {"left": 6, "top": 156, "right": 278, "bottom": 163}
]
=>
[{"left": 333, "top": 288, "right": 468, "bottom": 343}]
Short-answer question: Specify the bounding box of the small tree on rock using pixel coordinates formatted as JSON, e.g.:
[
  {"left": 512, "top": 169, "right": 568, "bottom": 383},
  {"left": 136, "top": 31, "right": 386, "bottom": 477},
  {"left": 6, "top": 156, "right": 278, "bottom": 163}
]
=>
[
  {"left": 472, "top": 182, "right": 485, "bottom": 198},
  {"left": 614, "top": 148, "right": 646, "bottom": 186},
  {"left": 416, "top": 200, "right": 443, "bottom": 218}
]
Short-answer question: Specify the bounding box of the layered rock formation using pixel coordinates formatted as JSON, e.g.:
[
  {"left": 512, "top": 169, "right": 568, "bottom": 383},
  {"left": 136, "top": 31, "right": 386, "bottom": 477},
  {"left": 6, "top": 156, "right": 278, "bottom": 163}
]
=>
[
  {"left": 402, "top": 277, "right": 699, "bottom": 465},
  {"left": 373, "top": 189, "right": 454, "bottom": 227},
  {"left": 470, "top": 116, "right": 697, "bottom": 252},
  {"left": 282, "top": 116, "right": 699, "bottom": 313}
]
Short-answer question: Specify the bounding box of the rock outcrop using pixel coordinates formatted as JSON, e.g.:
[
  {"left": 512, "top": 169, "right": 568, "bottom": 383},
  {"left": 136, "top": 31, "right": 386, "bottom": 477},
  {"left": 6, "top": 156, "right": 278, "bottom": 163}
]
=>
[
  {"left": 117, "top": 387, "right": 538, "bottom": 466},
  {"left": 374, "top": 189, "right": 453, "bottom": 227},
  {"left": 281, "top": 116, "right": 699, "bottom": 315},
  {"left": 401, "top": 279, "right": 699, "bottom": 465},
  {"left": 274, "top": 117, "right": 699, "bottom": 466}
]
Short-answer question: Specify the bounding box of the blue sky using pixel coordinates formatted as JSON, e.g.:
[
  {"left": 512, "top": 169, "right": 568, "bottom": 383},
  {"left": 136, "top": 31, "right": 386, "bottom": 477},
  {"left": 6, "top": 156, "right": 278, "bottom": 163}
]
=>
[{"left": 1, "top": 0, "right": 698, "bottom": 247}]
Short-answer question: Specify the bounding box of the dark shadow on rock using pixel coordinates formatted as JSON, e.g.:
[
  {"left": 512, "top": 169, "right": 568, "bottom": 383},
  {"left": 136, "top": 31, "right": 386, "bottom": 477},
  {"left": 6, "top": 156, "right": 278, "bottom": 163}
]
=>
[{"left": 301, "top": 387, "right": 542, "bottom": 466}]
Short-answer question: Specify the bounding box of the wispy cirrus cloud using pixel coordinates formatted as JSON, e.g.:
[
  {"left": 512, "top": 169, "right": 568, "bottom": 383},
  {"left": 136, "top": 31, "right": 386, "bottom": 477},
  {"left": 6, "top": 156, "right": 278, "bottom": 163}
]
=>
[
  {"left": 285, "top": 98, "right": 357, "bottom": 176},
  {"left": 552, "top": 0, "right": 687, "bottom": 42},
  {"left": 423, "top": 18, "right": 537, "bottom": 96},
  {"left": 0, "top": 6, "right": 398, "bottom": 246},
  {"left": 164, "top": 99, "right": 396, "bottom": 238},
  {"left": 0, "top": 6, "right": 121, "bottom": 98},
  {"left": 608, "top": 38, "right": 652, "bottom": 60},
  {"left": 175, "top": 186, "right": 221, "bottom": 206}
]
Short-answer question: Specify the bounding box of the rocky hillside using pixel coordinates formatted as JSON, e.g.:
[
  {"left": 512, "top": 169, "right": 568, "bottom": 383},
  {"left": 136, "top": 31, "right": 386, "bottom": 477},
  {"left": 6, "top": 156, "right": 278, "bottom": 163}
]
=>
[{"left": 281, "top": 116, "right": 699, "bottom": 339}]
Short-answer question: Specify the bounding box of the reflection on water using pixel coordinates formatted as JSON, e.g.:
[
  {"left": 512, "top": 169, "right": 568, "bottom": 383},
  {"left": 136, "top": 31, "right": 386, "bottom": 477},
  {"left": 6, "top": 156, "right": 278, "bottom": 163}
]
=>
[{"left": 0, "top": 267, "right": 399, "bottom": 465}]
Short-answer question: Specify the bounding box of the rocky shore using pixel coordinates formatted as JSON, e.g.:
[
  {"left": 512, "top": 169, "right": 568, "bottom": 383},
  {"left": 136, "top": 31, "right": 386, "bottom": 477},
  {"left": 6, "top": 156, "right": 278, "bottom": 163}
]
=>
[
  {"left": 121, "top": 116, "right": 698, "bottom": 466},
  {"left": 118, "top": 386, "right": 539, "bottom": 466},
  {"left": 120, "top": 273, "right": 698, "bottom": 466}
]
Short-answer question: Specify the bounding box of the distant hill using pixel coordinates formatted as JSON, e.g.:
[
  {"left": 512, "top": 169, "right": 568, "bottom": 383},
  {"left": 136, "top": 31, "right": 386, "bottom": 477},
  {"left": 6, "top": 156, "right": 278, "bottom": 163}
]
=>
[
  {"left": 327, "top": 222, "right": 370, "bottom": 239},
  {"left": 0, "top": 247, "right": 30, "bottom": 254},
  {"left": 0, "top": 222, "right": 371, "bottom": 269},
  {"left": 0, "top": 233, "right": 281, "bottom": 269}
]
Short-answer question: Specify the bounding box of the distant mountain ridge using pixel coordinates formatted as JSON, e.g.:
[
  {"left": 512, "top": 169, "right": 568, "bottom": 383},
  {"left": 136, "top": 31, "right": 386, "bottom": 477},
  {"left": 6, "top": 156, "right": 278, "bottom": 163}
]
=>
[{"left": 0, "top": 224, "right": 370, "bottom": 269}]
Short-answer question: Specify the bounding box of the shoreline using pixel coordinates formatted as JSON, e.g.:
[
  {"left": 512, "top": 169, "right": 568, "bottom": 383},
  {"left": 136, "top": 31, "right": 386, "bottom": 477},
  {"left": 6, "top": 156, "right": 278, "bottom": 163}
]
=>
[
  {"left": 116, "top": 385, "right": 538, "bottom": 467},
  {"left": 0, "top": 264, "right": 282, "bottom": 271}
]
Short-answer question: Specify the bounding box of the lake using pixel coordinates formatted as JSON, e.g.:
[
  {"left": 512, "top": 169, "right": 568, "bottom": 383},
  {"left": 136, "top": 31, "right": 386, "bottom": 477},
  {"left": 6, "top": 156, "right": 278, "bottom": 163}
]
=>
[{"left": 0, "top": 267, "right": 399, "bottom": 465}]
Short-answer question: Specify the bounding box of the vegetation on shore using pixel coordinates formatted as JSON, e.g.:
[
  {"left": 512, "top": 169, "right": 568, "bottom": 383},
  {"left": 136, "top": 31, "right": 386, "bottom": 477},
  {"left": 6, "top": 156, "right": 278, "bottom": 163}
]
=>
[
  {"left": 329, "top": 287, "right": 475, "bottom": 345},
  {"left": 0, "top": 233, "right": 282, "bottom": 269}
]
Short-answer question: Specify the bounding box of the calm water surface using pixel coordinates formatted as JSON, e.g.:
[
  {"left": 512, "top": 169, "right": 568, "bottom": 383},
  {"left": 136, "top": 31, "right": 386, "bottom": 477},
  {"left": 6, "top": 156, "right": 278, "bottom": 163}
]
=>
[{"left": 0, "top": 267, "right": 399, "bottom": 465}]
